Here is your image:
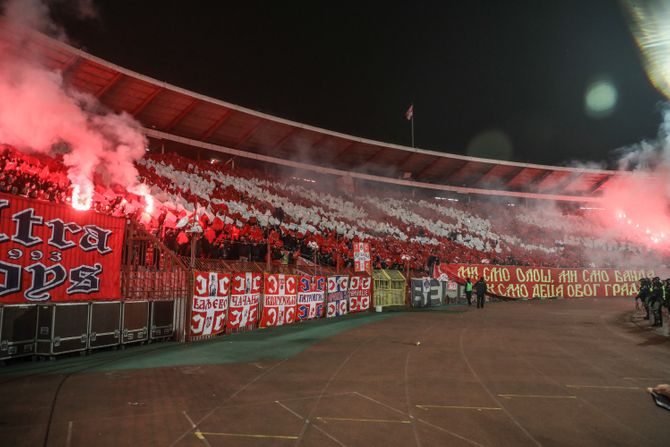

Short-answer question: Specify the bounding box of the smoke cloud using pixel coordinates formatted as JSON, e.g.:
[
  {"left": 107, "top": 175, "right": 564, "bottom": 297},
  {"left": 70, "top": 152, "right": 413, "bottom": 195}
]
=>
[
  {"left": 554, "top": 104, "right": 670, "bottom": 269},
  {"left": 0, "top": 0, "right": 148, "bottom": 209}
]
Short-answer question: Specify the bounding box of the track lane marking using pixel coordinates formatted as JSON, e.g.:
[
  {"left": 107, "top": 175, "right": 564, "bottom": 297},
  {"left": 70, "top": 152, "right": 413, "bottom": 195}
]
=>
[
  {"left": 497, "top": 394, "right": 577, "bottom": 400},
  {"left": 623, "top": 377, "right": 666, "bottom": 381},
  {"left": 168, "top": 359, "right": 287, "bottom": 447},
  {"left": 315, "top": 416, "right": 411, "bottom": 424},
  {"left": 404, "top": 322, "right": 439, "bottom": 447},
  {"left": 274, "top": 400, "right": 348, "bottom": 447},
  {"left": 416, "top": 404, "right": 502, "bottom": 411},
  {"left": 194, "top": 430, "right": 298, "bottom": 440},
  {"left": 498, "top": 323, "right": 653, "bottom": 445},
  {"left": 353, "top": 392, "right": 485, "bottom": 446},
  {"left": 294, "top": 335, "right": 381, "bottom": 446},
  {"left": 182, "top": 410, "right": 212, "bottom": 447},
  {"left": 459, "top": 328, "right": 543, "bottom": 447},
  {"left": 65, "top": 421, "right": 73, "bottom": 447},
  {"left": 566, "top": 385, "right": 643, "bottom": 391}
]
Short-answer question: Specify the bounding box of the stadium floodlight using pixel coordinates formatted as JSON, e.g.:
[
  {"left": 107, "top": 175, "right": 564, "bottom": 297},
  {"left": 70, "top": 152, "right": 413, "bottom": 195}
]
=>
[{"left": 623, "top": 0, "right": 670, "bottom": 100}]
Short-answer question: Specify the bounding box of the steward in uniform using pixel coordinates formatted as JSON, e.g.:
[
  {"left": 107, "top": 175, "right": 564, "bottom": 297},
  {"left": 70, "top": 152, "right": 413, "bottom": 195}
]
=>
[
  {"left": 475, "top": 277, "right": 487, "bottom": 309},
  {"left": 649, "top": 277, "right": 663, "bottom": 327},
  {"left": 637, "top": 277, "right": 651, "bottom": 319},
  {"left": 465, "top": 278, "right": 473, "bottom": 306}
]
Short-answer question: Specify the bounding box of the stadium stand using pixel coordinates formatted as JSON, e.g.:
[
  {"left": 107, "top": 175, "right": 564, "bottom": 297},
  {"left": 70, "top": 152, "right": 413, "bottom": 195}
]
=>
[{"left": 0, "top": 145, "right": 651, "bottom": 272}]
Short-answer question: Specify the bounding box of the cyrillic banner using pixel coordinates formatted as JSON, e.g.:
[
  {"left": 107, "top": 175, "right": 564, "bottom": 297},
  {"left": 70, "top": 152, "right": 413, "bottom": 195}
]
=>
[
  {"left": 348, "top": 274, "right": 371, "bottom": 313},
  {"left": 260, "top": 273, "right": 297, "bottom": 328},
  {"left": 0, "top": 192, "right": 125, "bottom": 303},
  {"left": 327, "top": 275, "right": 349, "bottom": 318},
  {"left": 228, "top": 272, "right": 261, "bottom": 331},
  {"left": 435, "top": 263, "right": 658, "bottom": 299},
  {"left": 191, "top": 271, "right": 229, "bottom": 336},
  {"left": 297, "top": 275, "right": 325, "bottom": 321}
]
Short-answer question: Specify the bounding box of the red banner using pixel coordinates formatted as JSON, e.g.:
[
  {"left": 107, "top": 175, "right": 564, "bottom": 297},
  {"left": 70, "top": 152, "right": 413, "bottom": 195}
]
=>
[
  {"left": 348, "top": 274, "right": 371, "bottom": 313},
  {"left": 327, "top": 275, "right": 349, "bottom": 318},
  {"left": 228, "top": 272, "right": 261, "bottom": 331},
  {"left": 191, "top": 271, "right": 230, "bottom": 337},
  {"left": 0, "top": 192, "right": 125, "bottom": 303},
  {"left": 435, "top": 263, "right": 658, "bottom": 299},
  {"left": 297, "top": 275, "right": 325, "bottom": 321},
  {"left": 260, "top": 273, "right": 297, "bottom": 328}
]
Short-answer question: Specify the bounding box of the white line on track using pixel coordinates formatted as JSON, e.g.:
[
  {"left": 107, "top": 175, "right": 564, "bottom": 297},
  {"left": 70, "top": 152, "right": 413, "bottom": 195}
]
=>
[
  {"left": 496, "top": 319, "right": 652, "bottom": 445},
  {"left": 65, "top": 421, "right": 73, "bottom": 447},
  {"left": 458, "top": 328, "right": 542, "bottom": 447},
  {"left": 293, "top": 336, "right": 378, "bottom": 446},
  {"left": 168, "top": 359, "right": 287, "bottom": 447},
  {"left": 353, "top": 392, "right": 484, "bottom": 446},
  {"left": 275, "top": 400, "right": 347, "bottom": 446}
]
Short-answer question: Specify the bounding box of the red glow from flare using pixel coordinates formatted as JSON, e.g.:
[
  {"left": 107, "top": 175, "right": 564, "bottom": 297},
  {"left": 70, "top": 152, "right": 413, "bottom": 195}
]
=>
[
  {"left": 613, "top": 209, "right": 669, "bottom": 249},
  {"left": 144, "top": 194, "right": 154, "bottom": 214},
  {"left": 71, "top": 185, "right": 91, "bottom": 211}
]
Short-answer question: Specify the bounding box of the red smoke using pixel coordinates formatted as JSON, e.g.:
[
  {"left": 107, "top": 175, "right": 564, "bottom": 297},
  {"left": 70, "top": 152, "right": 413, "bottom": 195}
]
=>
[
  {"left": 0, "top": 0, "right": 149, "bottom": 211},
  {"left": 593, "top": 108, "right": 670, "bottom": 254}
]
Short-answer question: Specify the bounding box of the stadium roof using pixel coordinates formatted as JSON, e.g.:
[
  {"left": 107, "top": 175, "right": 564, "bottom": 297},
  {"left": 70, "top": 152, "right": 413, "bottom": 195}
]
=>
[{"left": 0, "top": 21, "right": 642, "bottom": 202}]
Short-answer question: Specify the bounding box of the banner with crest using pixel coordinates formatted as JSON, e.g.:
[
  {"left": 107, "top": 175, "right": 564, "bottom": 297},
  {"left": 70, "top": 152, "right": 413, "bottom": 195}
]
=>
[
  {"left": 191, "top": 271, "right": 230, "bottom": 337},
  {"left": 348, "top": 274, "right": 371, "bottom": 313},
  {"left": 260, "top": 273, "right": 298, "bottom": 328},
  {"left": 228, "top": 271, "right": 261, "bottom": 331},
  {"left": 297, "top": 275, "right": 326, "bottom": 321},
  {"left": 327, "top": 275, "right": 349, "bottom": 318}
]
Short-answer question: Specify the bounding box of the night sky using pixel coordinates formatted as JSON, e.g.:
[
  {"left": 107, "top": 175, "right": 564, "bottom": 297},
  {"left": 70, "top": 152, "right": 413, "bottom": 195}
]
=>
[{"left": 52, "top": 0, "right": 667, "bottom": 167}]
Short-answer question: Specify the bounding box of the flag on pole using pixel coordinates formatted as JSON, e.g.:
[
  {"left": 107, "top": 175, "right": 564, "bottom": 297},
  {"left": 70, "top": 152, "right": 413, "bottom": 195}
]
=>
[{"left": 405, "top": 104, "right": 414, "bottom": 121}]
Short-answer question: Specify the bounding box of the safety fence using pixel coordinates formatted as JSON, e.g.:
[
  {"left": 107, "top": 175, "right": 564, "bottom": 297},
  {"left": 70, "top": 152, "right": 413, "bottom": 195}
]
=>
[
  {"left": 0, "top": 194, "right": 408, "bottom": 360},
  {"left": 0, "top": 243, "right": 407, "bottom": 359}
]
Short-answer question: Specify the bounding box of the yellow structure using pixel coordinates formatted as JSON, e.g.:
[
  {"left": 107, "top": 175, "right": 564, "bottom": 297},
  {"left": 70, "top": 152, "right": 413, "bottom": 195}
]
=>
[{"left": 373, "top": 269, "right": 407, "bottom": 308}]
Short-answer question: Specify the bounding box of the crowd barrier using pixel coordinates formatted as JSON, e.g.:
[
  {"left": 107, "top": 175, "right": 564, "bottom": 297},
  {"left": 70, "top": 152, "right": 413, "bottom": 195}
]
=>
[{"left": 373, "top": 269, "right": 406, "bottom": 309}]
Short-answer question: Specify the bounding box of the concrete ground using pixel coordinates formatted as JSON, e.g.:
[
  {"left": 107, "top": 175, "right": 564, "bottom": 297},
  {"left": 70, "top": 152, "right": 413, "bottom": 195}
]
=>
[{"left": 0, "top": 298, "right": 669, "bottom": 447}]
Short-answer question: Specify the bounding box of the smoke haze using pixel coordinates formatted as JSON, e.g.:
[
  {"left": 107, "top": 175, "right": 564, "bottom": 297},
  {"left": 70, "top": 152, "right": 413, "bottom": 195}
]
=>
[{"left": 0, "top": 0, "right": 147, "bottom": 208}]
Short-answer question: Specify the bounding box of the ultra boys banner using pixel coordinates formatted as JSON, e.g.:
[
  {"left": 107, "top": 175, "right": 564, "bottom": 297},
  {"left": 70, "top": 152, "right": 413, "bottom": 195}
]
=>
[
  {"left": 0, "top": 193, "right": 125, "bottom": 303},
  {"left": 435, "top": 263, "right": 658, "bottom": 299},
  {"left": 191, "top": 271, "right": 229, "bottom": 336}
]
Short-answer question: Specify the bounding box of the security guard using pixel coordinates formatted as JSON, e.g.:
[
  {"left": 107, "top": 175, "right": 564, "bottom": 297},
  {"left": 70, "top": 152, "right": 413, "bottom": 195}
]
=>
[
  {"left": 475, "top": 277, "right": 487, "bottom": 309},
  {"left": 637, "top": 277, "right": 651, "bottom": 319},
  {"left": 649, "top": 277, "right": 663, "bottom": 327},
  {"left": 465, "top": 278, "right": 473, "bottom": 306}
]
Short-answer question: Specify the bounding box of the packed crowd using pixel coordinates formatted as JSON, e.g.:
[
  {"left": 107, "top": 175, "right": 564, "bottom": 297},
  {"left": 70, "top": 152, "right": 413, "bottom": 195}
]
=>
[{"left": 0, "top": 145, "right": 662, "bottom": 271}]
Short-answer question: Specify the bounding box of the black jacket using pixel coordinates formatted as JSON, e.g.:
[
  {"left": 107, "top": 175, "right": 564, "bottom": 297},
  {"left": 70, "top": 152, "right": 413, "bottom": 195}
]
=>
[{"left": 475, "top": 280, "right": 487, "bottom": 296}]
